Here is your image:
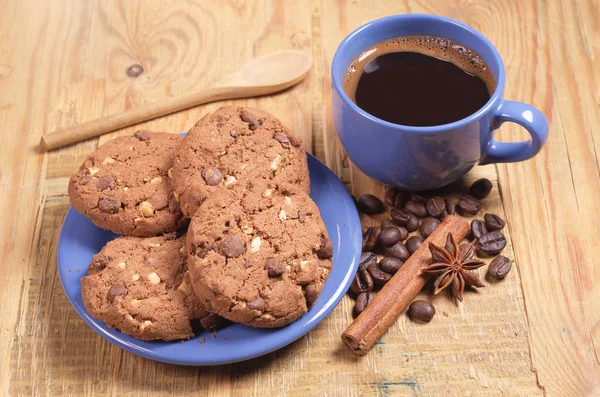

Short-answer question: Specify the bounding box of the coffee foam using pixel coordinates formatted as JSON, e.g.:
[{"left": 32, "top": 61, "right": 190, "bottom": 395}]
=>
[{"left": 343, "top": 35, "right": 497, "bottom": 101}]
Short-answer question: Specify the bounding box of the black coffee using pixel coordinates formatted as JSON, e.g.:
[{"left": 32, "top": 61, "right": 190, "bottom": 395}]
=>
[{"left": 343, "top": 36, "right": 496, "bottom": 127}]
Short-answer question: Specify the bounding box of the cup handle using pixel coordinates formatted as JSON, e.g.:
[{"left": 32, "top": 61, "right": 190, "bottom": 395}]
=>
[{"left": 479, "top": 100, "right": 549, "bottom": 165}]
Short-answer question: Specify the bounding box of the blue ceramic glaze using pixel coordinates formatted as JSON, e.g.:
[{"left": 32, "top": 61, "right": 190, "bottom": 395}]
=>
[
  {"left": 332, "top": 14, "right": 549, "bottom": 190},
  {"left": 57, "top": 153, "right": 362, "bottom": 365}
]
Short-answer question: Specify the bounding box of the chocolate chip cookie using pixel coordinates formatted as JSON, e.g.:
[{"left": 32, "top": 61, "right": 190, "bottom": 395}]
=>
[
  {"left": 81, "top": 233, "right": 218, "bottom": 341},
  {"left": 171, "top": 106, "right": 310, "bottom": 217},
  {"left": 186, "top": 189, "right": 333, "bottom": 328},
  {"left": 68, "top": 131, "right": 186, "bottom": 236}
]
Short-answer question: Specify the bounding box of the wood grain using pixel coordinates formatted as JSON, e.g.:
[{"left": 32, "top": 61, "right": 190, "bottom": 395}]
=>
[{"left": 1, "top": 0, "right": 598, "bottom": 396}]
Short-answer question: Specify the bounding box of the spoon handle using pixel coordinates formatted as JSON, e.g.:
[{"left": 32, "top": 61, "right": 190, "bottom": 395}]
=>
[{"left": 40, "top": 85, "right": 235, "bottom": 151}]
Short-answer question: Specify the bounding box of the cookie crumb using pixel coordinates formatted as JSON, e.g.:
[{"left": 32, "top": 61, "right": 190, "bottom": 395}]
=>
[
  {"left": 199, "top": 337, "right": 205, "bottom": 344},
  {"left": 443, "top": 311, "right": 449, "bottom": 317}
]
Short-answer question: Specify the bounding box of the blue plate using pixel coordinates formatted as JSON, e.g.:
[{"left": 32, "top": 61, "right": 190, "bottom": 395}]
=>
[{"left": 57, "top": 153, "right": 362, "bottom": 365}]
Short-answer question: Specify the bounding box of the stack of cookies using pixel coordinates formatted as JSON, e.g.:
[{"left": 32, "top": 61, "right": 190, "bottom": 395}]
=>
[{"left": 69, "top": 107, "right": 333, "bottom": 341}]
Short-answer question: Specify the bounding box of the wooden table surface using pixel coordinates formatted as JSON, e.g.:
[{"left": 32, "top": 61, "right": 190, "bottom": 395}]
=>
[{"left": 1, "top": 1, "right": 599, "bottom": 396}]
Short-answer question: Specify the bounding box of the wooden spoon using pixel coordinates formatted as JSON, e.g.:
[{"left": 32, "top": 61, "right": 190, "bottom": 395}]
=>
[{"left": 40, "top": 50, "right": 312, "bottom": 151}]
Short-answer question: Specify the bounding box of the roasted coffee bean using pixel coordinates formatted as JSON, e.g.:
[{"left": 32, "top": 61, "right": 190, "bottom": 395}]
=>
[
  {"left": 354, "top": 292, "right": 375, "bottom": 317},
  {"left": 404, "top": 200, "right": 427, "bottom": 218},
  {"left": 405, "top": 236, "right": 424, "bottom": 255},
  {"left": 478, "top": 231, "right": 507, "bottom": 255},
  {"left": 350, "top": 268, "right": 374, "bottom": 294},
  {"left": 357, "top": 194, "right": 385, "bottom": 214},
  {"left": 484, "top": 213, "right": 505, "bottom": 231},
  {"left": 412, "top": 193, "right": 434, "bottom": 203},
  {"left": 379, "top": 221, "right": 409, "bottom": 240},
  {"left": 380, "top": 219, "right": 396, "bottom": 229},
  {"left": 469, "top": 178, "right": 493, "bottom": 199},
  {"left": 367, "top": 262, "right": 392, "bottom": 285},
  {"left": 359, "top": 251, "right": 377, "bottom": 271},
  {"left": 407, "top": 300, "right": 436, "bottom": 322},
  {"left": 377, "top": 227, "right": 403, "bottom": 247},
  {"left": 406, "top": 215, "right": 420, "bottom": 232},
  {"left": 445, "top": 198, "right": 456, "bottom": 215},
  {"left": 382, "top": 241, "right": 409, "bottom": 261},
  {"left": 419, "top": 217, "right": 441, "bottom": 239},
  {"left": 379, "top": 257, "right": 403, "bottom": 275},
  {"left": 470, "top": 219, "right": 488, "bottom": 239},
  {"left": 385, "top": 188, "right": 408, "bottom": 208},
  {"left": 487, "top": 255, "right": 512, "bottom": 279},
  {"left": 426, "top": 196, "right": 446, "bottom": 217},
  {"left": 458, "top": 195, "right": 481, "bottom": 215},
  {"left": 362, "top": 227, "right": 380, "bottom": 251},
  {"left": 390, "top": 208, "right": 411, "bottom": 225}
]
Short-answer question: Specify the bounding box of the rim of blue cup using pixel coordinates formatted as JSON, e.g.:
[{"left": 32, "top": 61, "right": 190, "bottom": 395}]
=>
[{"left": 331, "top": 14, "right": 507, "bottom": 134}]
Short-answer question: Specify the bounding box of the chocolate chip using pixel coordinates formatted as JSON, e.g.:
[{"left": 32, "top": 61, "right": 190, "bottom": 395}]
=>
[
  {"left": 298, "top": 212, "right": 307, "bottom": 223},
  {"left": 288, "top": 134, "right": 302, "bottom": 147},
  {"left": 126, "top": 64, "right": 144, "bottom": 78},
  {"left": 202, "top": 168, "right": 223, "bottom": 186},
  {"left": 163, "top": 231, "right": 178, "bottom": 240},
  {"left": 98, "top": 196, "right": 121, "bottom": 214},
  {"left": 317, "top": 237, "right": 333, "bottom": 259},
  {"left": 197, "top": 242, "right": 217, "bottom": 258},
  {"left": 240, "top": 109, "right": 262, "bottom": 130},
  {"left": 89, "top": 254, "right": 110, "bottom": 274},
  {"left": 133, "top": 130, "right": 151, "bottom": 141},
  {"left": 168, "top": 196, "right": 180, "bottom": 214},
  {"left": 107, "top": 284, "right": 127, "bottom": 302},
  {"left": 216, "top": 120, "right": 226, "bottom": 128},
  {"left": 303, "top": 283, "right": 318, "bottom": 307},
  {"left": 80, "top": 175, "right": 90, "bottom": 185},
  {"left": 247, "top": 297, "right": 266, "bottom": 311},
  {"left": 265, "top": 259, "right": 285, "bottom": 277},
  {"left": 229, "top": 130, "right": 237, "bottom": 138},
  {"left": 200, "top": 313, "right": 228, "bottom": 332},
  {"left": 221, "top": 236, "right": 245, "bottom": 258},
  {"left": 274, "top": 132, "right": 291, "bottom": 148},
  {"left": 96, "top": 175, "right": 116, "bottom": 191}
]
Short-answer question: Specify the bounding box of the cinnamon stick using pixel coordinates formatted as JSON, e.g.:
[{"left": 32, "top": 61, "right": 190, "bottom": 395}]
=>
[{"left": 342, "top": 214, "right": 469, "bottom": 355}]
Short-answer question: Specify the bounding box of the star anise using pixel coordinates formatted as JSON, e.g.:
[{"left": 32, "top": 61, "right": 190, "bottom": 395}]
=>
[{"left": 421, "top": 233, "right": 486, "bottom": 301}]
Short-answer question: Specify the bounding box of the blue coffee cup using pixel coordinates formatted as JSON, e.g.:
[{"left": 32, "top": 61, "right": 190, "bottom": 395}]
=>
[{"left": 332, "top": 14, "right": 549, "bottom": 190}]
